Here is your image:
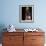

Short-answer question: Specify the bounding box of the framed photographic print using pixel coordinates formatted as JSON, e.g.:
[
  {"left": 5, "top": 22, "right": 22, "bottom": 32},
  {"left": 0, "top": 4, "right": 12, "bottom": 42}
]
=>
[{"left": 19, "top": 5, "right": 34, "bottom": 23}]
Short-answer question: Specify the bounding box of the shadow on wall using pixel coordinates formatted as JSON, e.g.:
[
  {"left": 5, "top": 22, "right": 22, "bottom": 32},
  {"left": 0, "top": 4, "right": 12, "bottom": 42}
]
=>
[{"left": 0, "top": 24, "right": 7, "bottom": 43}]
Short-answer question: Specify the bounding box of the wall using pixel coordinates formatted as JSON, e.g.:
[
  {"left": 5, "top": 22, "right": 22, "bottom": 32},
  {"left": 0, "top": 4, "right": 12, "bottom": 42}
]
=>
[
  {"left": 0, "top": 0, "right": 46, "bottom": 29},
  {"left": 0, "top": 0, "right": 46, "bottom": 44}
]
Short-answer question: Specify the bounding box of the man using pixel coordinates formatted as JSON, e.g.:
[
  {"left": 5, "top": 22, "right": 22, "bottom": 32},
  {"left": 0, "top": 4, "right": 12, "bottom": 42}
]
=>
[{"left": 25, "top": 7, "right": 32, "bottom": 20}]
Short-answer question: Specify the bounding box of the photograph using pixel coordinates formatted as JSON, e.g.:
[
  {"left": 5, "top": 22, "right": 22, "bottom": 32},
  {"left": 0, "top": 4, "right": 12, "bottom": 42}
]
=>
[{"left": 19, "top": 5, "right": 34, "bottom": 23}]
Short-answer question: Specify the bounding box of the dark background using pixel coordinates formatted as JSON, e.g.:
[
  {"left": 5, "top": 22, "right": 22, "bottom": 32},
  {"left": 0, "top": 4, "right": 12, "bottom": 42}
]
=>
[{"left": 22, "top": 7, "right": 32, "bottom": 20}]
